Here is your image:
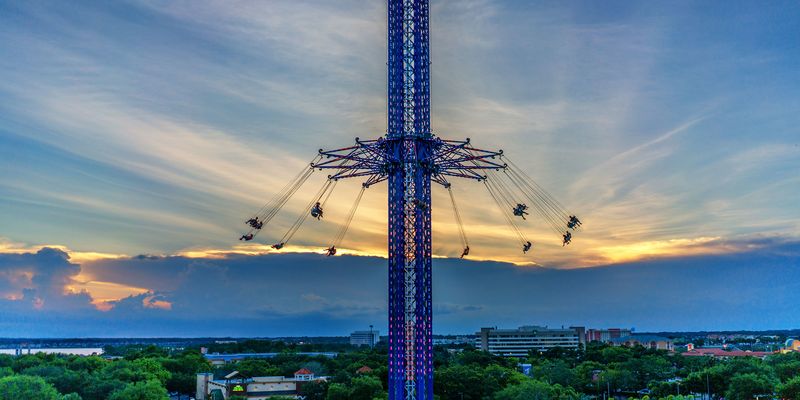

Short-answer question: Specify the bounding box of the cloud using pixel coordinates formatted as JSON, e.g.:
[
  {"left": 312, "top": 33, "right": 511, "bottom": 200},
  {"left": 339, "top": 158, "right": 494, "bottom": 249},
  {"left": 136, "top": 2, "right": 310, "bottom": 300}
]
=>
[
  {"left": 1, "top": 1, "right": 799, "bottom": 285},
  {"left": 0, "top": 237, "right": 798, "bottom": 336}
]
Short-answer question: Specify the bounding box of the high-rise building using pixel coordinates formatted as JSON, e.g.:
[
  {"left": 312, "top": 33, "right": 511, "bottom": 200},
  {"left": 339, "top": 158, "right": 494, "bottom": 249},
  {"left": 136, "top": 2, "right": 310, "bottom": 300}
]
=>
[
  {"left": 477, "top": 326, "right": 582, "bottom": 357},
  {"left": 350, "top": 330, "right": 380, "bottom": 347}
]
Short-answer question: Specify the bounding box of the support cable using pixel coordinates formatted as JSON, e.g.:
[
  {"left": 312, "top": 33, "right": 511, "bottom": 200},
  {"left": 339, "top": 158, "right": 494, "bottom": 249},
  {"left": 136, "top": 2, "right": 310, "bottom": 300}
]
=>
[
  {"left": 447, "top": 186, "right": 469, "bottom": 251},
  {"left": 329, "top": 185, "right": 367, "bottom": 251},
  {"left": 498, "top": 169, "right": 565, "bottom": 237},
  {"left": 505, "top": 157, "right": 572, "bottom": 220},
  {"left": 277, "top": 179, "right": 334, "bottom": 246},
  {"left": 483, "top": 179, "right": 528, "bottom": 246},
  {"left": 243, "top": 156, "right": 321, "bottom": 238},
  {"left": 320, "top": 179, "right": 338, "bottom": 208},
  {"left": 506, "top": 166, "right": 569, "bottom": 224}
]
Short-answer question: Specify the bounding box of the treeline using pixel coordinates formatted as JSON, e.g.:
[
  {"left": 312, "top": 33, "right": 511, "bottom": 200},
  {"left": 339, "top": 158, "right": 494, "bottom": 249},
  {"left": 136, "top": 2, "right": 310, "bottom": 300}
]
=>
[
  {"left": 5, "top": 341, "right": 800, "bottom": 399},
  {"left": 0, "top": 346, "right": 207, "bottom": 400},
  {"left": 517, "top": 343, "right": 800, "bottom": 400}
]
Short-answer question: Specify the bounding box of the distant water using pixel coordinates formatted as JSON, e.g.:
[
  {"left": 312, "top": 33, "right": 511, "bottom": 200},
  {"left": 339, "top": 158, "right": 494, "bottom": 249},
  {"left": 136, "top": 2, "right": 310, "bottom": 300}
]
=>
[{"left": 0, "top": 348, "right": 103, "bottom": 356}]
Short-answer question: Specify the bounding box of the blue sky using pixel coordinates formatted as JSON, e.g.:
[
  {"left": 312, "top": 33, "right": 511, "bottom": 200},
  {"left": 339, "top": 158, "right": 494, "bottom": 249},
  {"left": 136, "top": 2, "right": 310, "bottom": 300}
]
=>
[{"left": 0, "top": 1, "right": 799, "bottom": 336}]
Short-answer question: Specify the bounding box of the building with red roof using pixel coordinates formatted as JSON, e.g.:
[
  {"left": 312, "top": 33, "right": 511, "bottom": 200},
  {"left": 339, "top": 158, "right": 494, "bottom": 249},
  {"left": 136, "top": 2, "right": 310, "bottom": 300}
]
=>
[
  {"left": 294, "top": 368, "right": 314, "bottom": 381},
  {"left": 682, "top": 347, "right": 774, "bottom": 359},
  {"left": 356, "top": 366, "right": 374, "bottom": 374}
]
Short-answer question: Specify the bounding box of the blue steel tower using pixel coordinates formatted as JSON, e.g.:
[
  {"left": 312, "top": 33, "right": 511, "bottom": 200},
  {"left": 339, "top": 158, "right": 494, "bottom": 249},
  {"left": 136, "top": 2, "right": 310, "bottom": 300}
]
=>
[
  {"left": 309, "top": 1, "right": 502, "bottom": 398},
  {"left": 386, "top": 0, "right": 433, "bottom": 398}
]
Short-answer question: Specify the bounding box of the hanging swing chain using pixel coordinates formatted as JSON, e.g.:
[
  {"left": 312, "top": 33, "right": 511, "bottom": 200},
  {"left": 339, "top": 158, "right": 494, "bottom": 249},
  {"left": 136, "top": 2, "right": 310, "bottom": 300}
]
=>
[
  {"left": 447, "top": 186, "right": 469, "bottom": 248},
  {"left": 331, "top": 185, "right": 367, "bottom": 249}
]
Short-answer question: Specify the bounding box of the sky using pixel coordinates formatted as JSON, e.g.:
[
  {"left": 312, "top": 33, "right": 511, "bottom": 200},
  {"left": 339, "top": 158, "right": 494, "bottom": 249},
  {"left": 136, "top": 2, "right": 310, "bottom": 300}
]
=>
[{"left": 0, "top": 0, "right": 799, "bottom": 337}]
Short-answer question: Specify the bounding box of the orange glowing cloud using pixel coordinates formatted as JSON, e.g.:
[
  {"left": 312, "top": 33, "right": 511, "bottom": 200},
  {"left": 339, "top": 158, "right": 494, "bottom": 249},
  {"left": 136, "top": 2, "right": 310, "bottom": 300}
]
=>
[
  {"left": 176, "top": 243, "right": 388, "bottom": 260},
  {"left": 66, "top": 280, "right": 150, "bottom": 311},
  {"left": 143, "top": 295, "right": 172, "bottom": 310},
  {"left": 591, "top": 236, "right": 746, "bottom": 264},
  {"left": 0, "top": 238, "right": 127, "bottom": 263}
]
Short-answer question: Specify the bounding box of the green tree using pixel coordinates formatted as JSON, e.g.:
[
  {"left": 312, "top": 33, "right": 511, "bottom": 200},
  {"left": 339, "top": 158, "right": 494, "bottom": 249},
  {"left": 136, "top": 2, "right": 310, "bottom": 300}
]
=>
[
  {"left": 0, "top": 375, "right": 61, "bottom": 400},
  {"left": 599, "top": 368, "right": 636, "bottom": 392},
  {"left": 159, "top": 352, "right": 211, "bottom": 394},
  {"left": 131, "top": 358, "right": 171, "bottom": 385},
  {"left": 108, "top": 380, "right": 169, "bottom": 400},
  {"left": 598, "top": 346, "right": 633, "bottom": 364},
  {"left": 22, "top": 364, "right": 86, "bottom": 395},
  {"left": 301, "top": 379, "right": 329, "bottom": 400},
  {"left": 80, "top": 378, "right": 126, "bottom": 400},
  {"left": 725, "top": 373, "right": 777, "bottom": 400},
  {"left": 779, "top": 376, "right": 800, "bottom": 400},
  {"left": 326, "top": 382, "right": 351, "bottom": 400},
  {"left": 493, "top": 379, "right": 580, "bottom": 400},
  {"left": 622, "top": 355, "right": 674, "bottom": 389},
  {"left": 67, "top": 356, "right": 106, "bottom": 374},
  {"left": 61, "top": 394, "right": 82, "bottom": 400},
  {"left": 435, "top": 364, "right": 500, "bottom": 400},
  {"left": 648, "top": 380, "right": 680, "bottom": 398},
  {"left": 12, "top": 354, "right": 48, "bottom": 373},
  {"left": 534, "top": 360, "right": 575, "bottom": 386},
  {"left": 350, "top": 375, "right": 384, "bottom": 400},
  {"left": 234, "top": 359, "right": 281, "bottom": 377},
  {"left": 771, "top": 360, "right": 800, "bottom": 383},
  {"left": 572, "top": 361, "right": 604, "bottom": 393}
]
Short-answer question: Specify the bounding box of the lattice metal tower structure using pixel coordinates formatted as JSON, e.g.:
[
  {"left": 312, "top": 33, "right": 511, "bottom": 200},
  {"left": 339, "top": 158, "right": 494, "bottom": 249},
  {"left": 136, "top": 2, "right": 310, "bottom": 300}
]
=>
[
  {"left": 385, "top": 0, "right": 433, "bottom": 398},
  {"left": 312, "top": 1, "right": 504, "bottom": 398}
]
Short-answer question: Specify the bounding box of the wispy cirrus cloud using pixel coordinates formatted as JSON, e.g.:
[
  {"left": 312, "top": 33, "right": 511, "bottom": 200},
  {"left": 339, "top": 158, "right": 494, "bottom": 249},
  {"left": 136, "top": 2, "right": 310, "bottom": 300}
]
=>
[{"left": 0, "top": 0, "right": 798, "bottom": 268}]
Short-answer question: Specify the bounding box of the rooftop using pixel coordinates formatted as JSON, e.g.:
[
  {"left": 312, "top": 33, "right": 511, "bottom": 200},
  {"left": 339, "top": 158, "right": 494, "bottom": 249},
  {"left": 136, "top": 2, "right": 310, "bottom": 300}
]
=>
[{"left": 682, "top": 348, "right": 774, "bottom": 358}]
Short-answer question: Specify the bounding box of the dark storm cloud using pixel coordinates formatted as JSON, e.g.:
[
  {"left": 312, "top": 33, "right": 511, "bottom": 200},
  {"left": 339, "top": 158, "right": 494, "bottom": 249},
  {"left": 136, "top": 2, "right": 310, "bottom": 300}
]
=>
[
  {"left": 1, "top": 239, "right": 799, "bottom": 337},
  {"left": 0, "top": 248, "right": 93, "bottom": 311}
]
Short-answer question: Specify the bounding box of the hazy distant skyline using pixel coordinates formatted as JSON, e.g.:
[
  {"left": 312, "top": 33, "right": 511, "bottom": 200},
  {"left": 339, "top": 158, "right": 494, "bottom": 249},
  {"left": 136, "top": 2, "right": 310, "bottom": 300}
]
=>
[{"left": 1, "top": 1, "right": 799, "bottom": 336}]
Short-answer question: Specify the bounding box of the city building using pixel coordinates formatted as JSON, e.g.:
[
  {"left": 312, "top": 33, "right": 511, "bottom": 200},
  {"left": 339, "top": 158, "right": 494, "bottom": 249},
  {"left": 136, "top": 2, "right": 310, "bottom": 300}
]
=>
[
  {"left": 610, "top": 335, "right": 674, "bottom": 351},
  {"left": 350, "top": 330, "right": 380, "bottom": 347},
  {"left": 585, "top": 328, "right": 632, "bottom": 342},
  {"left": 196, "top": 369, "right": 327, "bottom": 400},
  {"left": 477, "top": 326, "right": 582, "bottom": 357}
]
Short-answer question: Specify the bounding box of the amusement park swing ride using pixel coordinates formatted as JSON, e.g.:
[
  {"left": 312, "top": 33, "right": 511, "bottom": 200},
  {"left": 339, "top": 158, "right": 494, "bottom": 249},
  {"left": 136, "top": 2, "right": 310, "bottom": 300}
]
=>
[{"left": 239, "top": 1, "right": 582, "bottom": 399}]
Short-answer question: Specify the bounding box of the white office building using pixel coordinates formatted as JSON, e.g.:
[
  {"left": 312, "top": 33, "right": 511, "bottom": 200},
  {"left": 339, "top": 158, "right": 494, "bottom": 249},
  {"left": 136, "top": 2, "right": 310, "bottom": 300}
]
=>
[
  {"left": 350, "top": 330, "right": 380, "bottom": 347},
  {"left": 477, "top": 326, "right": 582, "bottom": 357}
]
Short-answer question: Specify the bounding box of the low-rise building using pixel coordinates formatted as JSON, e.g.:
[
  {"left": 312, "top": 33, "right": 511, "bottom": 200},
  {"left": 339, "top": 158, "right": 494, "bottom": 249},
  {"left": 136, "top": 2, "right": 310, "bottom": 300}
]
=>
[
  {"left": 477, "top": 326, "right": 582, "bottom": 357},
  {"left": 196, "top": 369, "right": 327, "bottom": 400},
  {"left": 610, "top": 335, "right": 674, "bottom": 351},
  {"left": 585, "top": 328, "right": 632, "bottom": 342},
  {"left": 683, "top": 347, "right": 774, "bottom": 359}
]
